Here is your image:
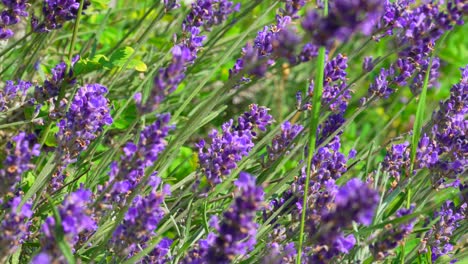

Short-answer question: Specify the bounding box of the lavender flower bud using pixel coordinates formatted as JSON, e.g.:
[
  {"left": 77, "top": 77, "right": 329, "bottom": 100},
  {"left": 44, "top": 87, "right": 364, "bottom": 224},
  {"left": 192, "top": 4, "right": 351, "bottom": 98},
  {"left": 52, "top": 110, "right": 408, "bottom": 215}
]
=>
[
  {"left": 204, "top": 172, "right": 264, "bottom": 263},
  {"left": 0, "top": 0, "right": 29, "bottom": 39},
  {"left": 52, "top": 84, "right": 112, "bottom": 190},
  {"left": 0, "top": 132, "right": 40, "bottom": 197},
  {"left": 370, "top": 205, "right": 416, "bottom": 259},
  {"left": 33, "top": 0, "right": 91, "bottom": 32},
  {"left": 37, "top": 188, "right": 97, "bottom": 259},
  {"left": 110, "top": 179, "right": 171, "bottom": 260},
  {"left": 197, "top": 104, "right": 273, "bottom": 185},
  {"left": 0, "top": 80, "right": 33, "bottom": 112},
  {"left": 421, "top": 201, "right": 466, "bottom": 262},
  {"left": 0, "top": 196, "right": 33, "bottom": 257}
]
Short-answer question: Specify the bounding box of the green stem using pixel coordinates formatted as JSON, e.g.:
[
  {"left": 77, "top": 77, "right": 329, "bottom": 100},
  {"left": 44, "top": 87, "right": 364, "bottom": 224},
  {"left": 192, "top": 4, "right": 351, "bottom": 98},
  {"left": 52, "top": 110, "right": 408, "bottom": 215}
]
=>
[
  {"left": 296, "top": 46, "right": 326, "bottom": 264},
  {"left": 67, "top": 0, "right": 85, "bottom": 67}
]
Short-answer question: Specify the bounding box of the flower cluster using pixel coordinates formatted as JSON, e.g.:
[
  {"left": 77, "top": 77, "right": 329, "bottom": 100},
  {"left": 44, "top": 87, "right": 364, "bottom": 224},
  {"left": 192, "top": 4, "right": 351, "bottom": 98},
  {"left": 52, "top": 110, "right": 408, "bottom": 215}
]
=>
[
  {"left": 382, "top": 142, "right": 410, "bottom": 185},
  {"left": 370, "top": 205, "right": 416, "bottom": 259},
  {"left": 185, "top": 172, "right": 264, "bottom": 263},
  {"left": 0, "top": 132, "right": 40, "bottom": 197},
  {"left": 302, "top": 0, "right": 383, "bottom": 46},
  {"left": 110, "top": 177, "right": 171, "bottom": 261},
  {"left": 34, "top": 59, "right": 78, "bottom": 105},
  {"left": 0, "top": 80, "right": 33, "bottom": 112},
  {"left": 421, "top": 201, "right": 466, "bottom": 262},
  {"left": 197, "top": 104, "right": 273, "bottom": 185},
  {"left": 102, "top": 113, "right": 173, "bottom": 207},
  {"left": 368, "top": 1, "right": 467, "bottom": 99},
  {"left": 52, "top": 84, "right": 112, "bottom": 190},
  {"left": 32, "top": 0, "right": 91, "bottom": 32},
  {"left": 263, "top": 121, "right": 303, "bottom": 166},
  {"left": 229, "top": 0, "right": 309, "bottom": 81},
  {"left": 429, "top": 66, "right": 467, "bottom": 186},
  {"left": 142, "top": 0, "right": 239, "bottom": 113},
  {"left": 33, "top": 188, "right": 97, "bottom": 261},
  {"left": 0, "top": 196, "right": 33, "bottom": 257},
  {"left": 0, "top": 0, "right": 29, "bottom": 39},
  {"left": 307, "top": 179, "right": 379, "bottom": 263}
]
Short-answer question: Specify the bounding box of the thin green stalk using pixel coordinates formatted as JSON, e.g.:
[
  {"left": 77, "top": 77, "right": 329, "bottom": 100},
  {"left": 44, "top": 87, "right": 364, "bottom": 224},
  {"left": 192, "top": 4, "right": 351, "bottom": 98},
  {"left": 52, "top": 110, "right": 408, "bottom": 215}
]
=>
[
  {"left": 296, "top": 46, "right": 327, "bottom": 264},
  {"left": 67, "top": 0, "right": 85, "bottom": 67}
]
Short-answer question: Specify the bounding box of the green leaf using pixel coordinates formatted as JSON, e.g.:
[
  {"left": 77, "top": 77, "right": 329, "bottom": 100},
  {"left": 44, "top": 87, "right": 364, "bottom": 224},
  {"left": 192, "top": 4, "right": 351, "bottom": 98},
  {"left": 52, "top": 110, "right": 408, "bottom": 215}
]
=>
[
  {"left": 383, "top": 192, "right": 406, "bottom": 219},
  {"left": 128, "top": 59, "right": 148, "bottom": 72},
  {"left": 74, "top": 59, "right": 103, "bottom": 75},
  {"left": 109, "top": 46, "right": 135, "bottom": 68},
  {"left": 44, "top": 125, "right": 59, "bottom": 147},
  {"left": 20, "top": 154, "right": 56, "bottom": 209}
]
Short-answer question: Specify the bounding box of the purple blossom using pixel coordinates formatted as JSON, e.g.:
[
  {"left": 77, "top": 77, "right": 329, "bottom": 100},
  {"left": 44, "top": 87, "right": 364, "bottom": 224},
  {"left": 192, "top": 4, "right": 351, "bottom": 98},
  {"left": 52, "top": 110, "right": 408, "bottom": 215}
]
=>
[
  {"left": 0, "top": 196, "right": 33, "bottom": 256},
  {"left": 302, "top": 0, "right": 383, "bottom": 46},
  {"left": 421, "top": 201, "right": 466, "bottom": 262},
  {"left": 164, "top": 0, "right": 180, "bottom": 11},
  {"left": 110, "top": 178, "right": 171, "bottom": 260},
  {"left": 416, "top": 134, "right": 439, "bottom": 169},
  {"left": 34, "top": 59, "right": 79, "bottom": 107},
  {"left": 363, "top": 56, "right": 375, "bottom": 72},
  {"left": 429, "top": 66, "right": 467, "bottom": 187},
  {"left": 229, "top": 1, "right": 306, "bottom": 81},
  {"left": 305, "top": 178, "right": 378, "bottom": 263},
  {"left": 52, "top": 84, "right": 112, "bottom": 190},
  {"left": 0, "top": 0, "right": 29, "bottom": 39},
  {"left": 0, "top": 132, "right": 40, "bottom": 197},
  {"left": 37, "top": 187, "right": 97, "bottom": 259},
  {"left": 204, "top": 172, "right": 264, "bottom": 263},
  {"left": 368, "top": 1, "right": 465, "bottom": 99},
  {"left": 332, "top": 178, "right": 379, "bottom": 226},
  {"left": 197, "top": 104, "right": 273, "bottom": 185},
  {"left": 281, "top": 0, "right": 305, "bottom": 18},
  {"left": 262, "top": 242, "right": 297, "bottom": 264},
  {"left": 143, "top": 0, "right": 239, "bottom": 113},
  {"left": 101, "top": 114, "right": 173, "bottom": 208},
  {"left": 263, "top": 121, "right": 303, "bottom": 166},
  {"left": 183, "top": 0, "right": 240, "bottom": 32},
  {"left": 32, "top": 0, "right": 90, "bottom": 32},
  {"left": 0, "top": 80, "right": 33, "bottom": 112},
  {"left": 370, "top": 205, "right": 416, "bottom": 259},
  {"left": 382, "top": 142, "right": 410, "bottom": 185}
]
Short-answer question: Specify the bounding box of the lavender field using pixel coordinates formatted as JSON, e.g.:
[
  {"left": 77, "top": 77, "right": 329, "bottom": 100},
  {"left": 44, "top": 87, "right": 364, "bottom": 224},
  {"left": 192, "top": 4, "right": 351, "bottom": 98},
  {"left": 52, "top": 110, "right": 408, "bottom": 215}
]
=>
[{"left": 0, "top": 0, "right": 467, "bottom": 263}]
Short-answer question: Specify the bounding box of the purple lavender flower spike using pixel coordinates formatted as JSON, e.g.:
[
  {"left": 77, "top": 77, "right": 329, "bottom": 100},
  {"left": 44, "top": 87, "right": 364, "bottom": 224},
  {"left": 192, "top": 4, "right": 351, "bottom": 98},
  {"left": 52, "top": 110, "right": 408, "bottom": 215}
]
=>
[
  {"left": 52, "top": 84, "right": 112, "bottom": 190},
  {"left": 229, "top": 1, "right": 307, "bottom": 81},
  {"left": 332, "top": 178, "right": 379, "bottom": 226},
  {"left": 110, "top": 178, "right": 171, "bottom": 260},
  {"left": 33, "top": 0, "right": 91, "bottom": 32},
  {"left": 37, "top": 187, "right": 97, "bottom": 259},
  {"left": 262, "top": 242, "right": 297, "bottom": 264},
  {"left": 421, "top": 201, "right": 466, "bottom": 262},
  {"left": 382, "top": 142, "right": 410, "bottom": 185},
  {"left": 0, "top": 0, "right": 29, "bottom": 39},
  {"left": 142, "top": 0, "right": 239, "bottom": 113},
  {"left": 164, "top": 0, "right": 180, "bottom": 11},
  {"left": 0, "top": 80, "right": 33, "bottom": 112},
  {"left": 100, "top": 114, "right": 173, "bottom": 211},
  {"left": 370, "top": 205, "right": 416, "bottom": 259},
  {"left": 264, "top": 121, "right": 303, "bottom": 166},
  {"left": 204, "top": 172, "right": 264, "bottom": 263},
  {"left": 197, "top": 104, "right": 273, "bottom": 185},
  {"left": 429, "top": 66, "right": 467, "bottom": 187},
  {"left": 363, "top": 56, "right": 375, "bottom": 72},
  {"left": 302, "top": 0, "right": 383, "bottom": 46},
  {"left": 0, "top": 132, "right": 40, "bottom": 197},
  {"left": 0, "top": 196, "right": 33, "bottom": 256}
]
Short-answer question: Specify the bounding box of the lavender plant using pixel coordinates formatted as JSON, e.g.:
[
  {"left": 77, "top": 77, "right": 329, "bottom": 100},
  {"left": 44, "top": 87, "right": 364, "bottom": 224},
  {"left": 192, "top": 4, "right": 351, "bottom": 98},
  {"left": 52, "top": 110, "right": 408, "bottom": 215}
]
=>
[{"left": 0, "top": 0, "right": 467, "bottom": 263}]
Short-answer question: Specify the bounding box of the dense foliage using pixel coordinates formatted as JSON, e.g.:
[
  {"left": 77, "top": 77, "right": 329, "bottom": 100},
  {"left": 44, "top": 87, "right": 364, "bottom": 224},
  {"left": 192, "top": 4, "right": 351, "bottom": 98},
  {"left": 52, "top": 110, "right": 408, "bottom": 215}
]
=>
[{"left": 0, "top": 0, "right": 466, "bottom": 263}]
